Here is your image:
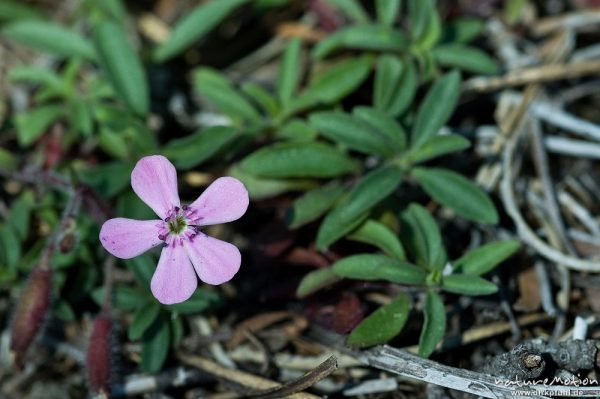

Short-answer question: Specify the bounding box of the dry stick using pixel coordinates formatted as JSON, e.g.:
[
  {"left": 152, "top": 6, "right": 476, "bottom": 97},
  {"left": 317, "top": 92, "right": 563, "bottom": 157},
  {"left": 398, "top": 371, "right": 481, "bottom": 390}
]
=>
[
  {"left": 533, "top": 10, "right": 600, "bottom": 36},
  {"left": 529, "top": 118, "right": 573, "bottom": 342},
  {"left": 500, "top": 126, "right": 600, "bottom": 272},
  {"left": 464, "top": 60, "right": 600, "bottom": 92},
  {"left": 177, "top": 353, "right": 324, "bottom": 399},
  {"left": 248, "top": 356, "right": 337, "bottom": 399}
]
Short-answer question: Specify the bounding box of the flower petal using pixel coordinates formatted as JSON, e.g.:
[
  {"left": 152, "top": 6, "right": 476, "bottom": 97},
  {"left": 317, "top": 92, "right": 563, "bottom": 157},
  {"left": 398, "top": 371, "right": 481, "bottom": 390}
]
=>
[
  {"left": 131, "top": 155, "right": 180, "bottom": 219},
  {"left": 99, "top": 218, "right": 162, "bottom": 259},
  {"left": 184, "top": 234, "right": 241, "bottom": 285},
  {"left": 151, "top": 244, "right": 197, "bottom": 304},
  {"left": 190, "top": 177, "right": 249, "bottom": 225}
]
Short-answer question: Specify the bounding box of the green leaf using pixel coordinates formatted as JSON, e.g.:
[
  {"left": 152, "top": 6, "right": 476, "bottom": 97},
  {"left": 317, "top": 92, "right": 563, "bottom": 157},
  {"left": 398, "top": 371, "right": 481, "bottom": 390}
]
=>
[
  {"left": 295, "top": 55, "right": 373, "bottom": 109},
  {"left": 405, "top": 134, "right": 470, "bottom": 164},
  {"left": 413, "top": 3, "right": 441, "bottom": 50},
  {"left": 93, "top": 20, "right": 149, "bottom": 116},
  {"left": 7, "top": 191, "right": 34, "bottom": 241},
  {"left": 317, "top": 165, "right": 403, "bottom": 249},
  {"left": 411, "top": 70, "right": 461, "bottom": 148},
  {"left": 15, "top": 104, "right": 62, "bottom": 147},
  {"left": 153, "top": 0, "right": 250, "bottom": 61},
  {"left": 78, "top": 162, "right": 131, "bottom": 198},
  {"left": 277, "top": 38, "right": 302, "bottom": 106},
  {"left": 170, "top": 316, "right": 184, "bottom": 348},
  {"left": 126, "top": 253, "right": 155, "bottom": 285},
  {"left": 128, "top": 302, "right": 161, "bottom": 340},
  {"left": 278, "top": 119, "right": 317, "bottom": 141},
  {"left": 71, "top": 100, "right": 94, "bottom": 137},
  {"left": 347, "top": 293, "right": 410, "bottom": 347},
  {"left": 166, "top": 289, "right": 221, "bottom": 314},
  {"left": 241, "top": 82, "right": 279, "bottom": 117},
  {"left": 309, "top": 111, "right": 395, "bottom": 157},
  {"left": 193, "top": 68, "right": 261, "bottom": 124},
  {"left": 296, "top": 267, "right": 341, "bottom": 298},
  {"left": 313, "top": 25, "right": 408, "bottom": 59},
  {"left": 9, "top": 66, "right": 63, "bottom": 90},
  {"left": 327, "top": 0, "right": 369, "bottom": 23},
  {"left": 442, "top": 274, "right": 498, "bottom": 296},
  {"left": 0, "top": 0, "right": 44, "bottom": 21},
  {"left": 92, "top": 286, "right": 148, "bottom": 311},
  {"left": 141, "top": 316, "right": 171, "bottom": 372},
  {"left": 399, "top": 203, "right": 443, "bottom": 270},
  {"left": 98, "top": 128, "right": 129, "bottom": 159},
  {"left": 163, "top": 126, "right": 238, "bottom": 170},
  {"left": 454, "top": 240, "right": 520, "bottom": 276},
  {"left": 376, "top": 0, "right": 401, "bottom": 27},
  {"left": 0, "top": 224, "right": 20, "bottom": 271},
  {"left": 0, "top": 148, "right": 17, "bottom": 170},
  {"left": 374, "top": 56, "right": 418, "bottom": 117},
  {"left": 352, "top": 106, "right": 407, "bottom": 152},
  {"left": 229, "top": 165, "right": 315, "bottom": 200},
  {"left": 348, "top": 220, "right": 406, "bottom": 260},
  {"left": 287, "top": 181, "right": 345, "bottom": 229},
  {"left": 433, "top": 44, "right": 499, "bottom": 74},
  {"left": 418, "top": 290, "right": 445, "bottom": 357},
  {"left": 333, "top": 254, "right": 426, "bottom": 284},
  {"left": 411, "top": 167, "right": 498, "bottom": 224},
  {"left": 241, "top": 142, "right": 359, "bottom": 178},
  {"left": 407, "top": 0, "right": 432, "bottom": 40},
  {"left": 442, "top": 18, "right": 484, "bottom": 43},
  {"left": 2, "top": 20, "right": 96, "bottom": 59}
]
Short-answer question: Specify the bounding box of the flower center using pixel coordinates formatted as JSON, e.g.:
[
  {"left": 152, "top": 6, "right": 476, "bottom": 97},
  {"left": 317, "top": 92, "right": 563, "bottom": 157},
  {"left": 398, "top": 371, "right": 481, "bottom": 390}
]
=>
[
  {"left": 157, "top": 205, "right": 204, "bottom": 247},
  {"left": 168, "top": 215, "right": 187, "bottom": 234}
]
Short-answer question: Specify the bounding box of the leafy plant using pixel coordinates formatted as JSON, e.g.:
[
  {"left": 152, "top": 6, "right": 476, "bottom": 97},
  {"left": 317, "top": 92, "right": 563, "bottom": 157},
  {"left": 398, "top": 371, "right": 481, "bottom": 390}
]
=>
[{"left": 298, "top": 203, "right": 520, "bottom": 356}]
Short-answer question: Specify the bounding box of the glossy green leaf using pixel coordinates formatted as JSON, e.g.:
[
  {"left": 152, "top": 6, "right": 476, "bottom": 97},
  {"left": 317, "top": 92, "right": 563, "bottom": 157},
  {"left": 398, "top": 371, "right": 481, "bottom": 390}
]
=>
[
  {"left": 386, "top": 59, "right": 418, "bottom": 117},
  {"left": 347, "top": 293, "right": 410, "bottom": 347},
  {"left": 15, "top": 104, "right": 62, "bottom": 147},
  {"left": 153, "top": 0, "right": 250, "bottom": 61},
  {"left": 7, "top": 191, "right": 34, "bottom": 241},
  {"left": 333, "top": 254, "right": 425, "bottom": 284},
  {"left": 128, "top": 302, "right": 161, "bottom": 341},
  {"left": 166, "top": 289, "right": 221, "bottom": 314},
  {"left": 327, "top": 0, "right": 369, "bottom": 23},
  {"left": 71, "top": 100, "right": 94, "bottom": 137},
  {"left": 412, "top": 167, "right": 498, "bottom": 224},
  {"left": 374, "top": 55, "right": 402, "bottom": 112},
  {"left": 241, "top": 142, "right": 359, "bottom": 178},
  {"left": 418, "top": 290, "right": 445, "bottom": 357},
  {"left": 376, "top": 0, "right": 401, "bottom": 27},
  {"left": 78, "top": 162, "right": 131, "bottom": 198},
  {"left": 170, "top": 316, "right": 184, "bottom": 347},
  {"left": 94, "top": 21, "right": 148, "bottom": 116},
  {"left": 413, "top": 3, "right": 441, "bottom": 50},
  {"left": 411, "top": 70, "right": 461, "bottom": 148},
  {"left": 348, "top": 220, "right": 405, "bottom": 260},
  {"left": 98, "top": 128, "right": 129, "bottom": 159},
  {"left": 454, "top": 240, "right": 520, "bottom": 276},
  {"left": 433, "top": 44, "right": 499, "bottom": 74},
  {"left": 352, "top": 106, "right": 407, "bottom": 151},
  {"left": 278, "top": 38, "right": 302, "bottom": 106},
  {"left": 317, "top": 165, "right": 403, "bottom": 249},
  {"left": 406, "top": 134, "right": 470, "bottom": 164},
  {"left": 407, "top": 0, "right": 432, "bottom": 40},
  {"left": 295, "top": 55, "right": 373, "bottom": 108},
  {"left": 141, "top": 316, "right": 171, "bottom": 372},
  {"left": 193, "top": 68, "right": 260, "bottom": 124},
  {"left": 287, "top": 181, "right": 345, "bottom": 229},
  {"left": 296, "top": 267, "right": 341, "bottom": 298},
  {"left": 399, "top": 203, "right": 443, "bottom": 270},
  {"left": 309, "top": 111, "right": 395, "bottom": 157},
  {"left": 229, "top": 165, "right": 315, "bottom": 200},
  {"left": 163, "top": 126, "right": 238, "bottom": 170},
  {"left": 2, "top": 20, "right": 95, "bottom": 59},
  {"left": 313, "top": 25, "right": 409, "bottom": 59},
  {"left": 442, "top": 274, "right": 498, "bottom": 296}
]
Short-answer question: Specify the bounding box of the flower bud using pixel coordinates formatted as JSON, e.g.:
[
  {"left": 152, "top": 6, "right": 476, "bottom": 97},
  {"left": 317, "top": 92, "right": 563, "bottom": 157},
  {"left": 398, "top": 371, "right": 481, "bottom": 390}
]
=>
[
  {"left": 10, "top": 267, "right": 52, "bottom": 367},
  {"left": 86, "top": 315, "right": 113, "bottom": 396}
]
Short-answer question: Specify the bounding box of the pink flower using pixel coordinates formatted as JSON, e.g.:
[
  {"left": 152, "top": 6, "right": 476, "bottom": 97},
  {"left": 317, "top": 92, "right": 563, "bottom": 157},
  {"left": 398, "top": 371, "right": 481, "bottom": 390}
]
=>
[{"left": 99, "top": 155, "right": 249, "bottom": 304}]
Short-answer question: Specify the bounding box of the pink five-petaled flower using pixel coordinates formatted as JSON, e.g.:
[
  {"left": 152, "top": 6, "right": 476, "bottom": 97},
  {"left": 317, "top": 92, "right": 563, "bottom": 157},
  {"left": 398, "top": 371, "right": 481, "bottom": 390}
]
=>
[{"left": 99, "top": 155, "right": 249, "bottom": 304}]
